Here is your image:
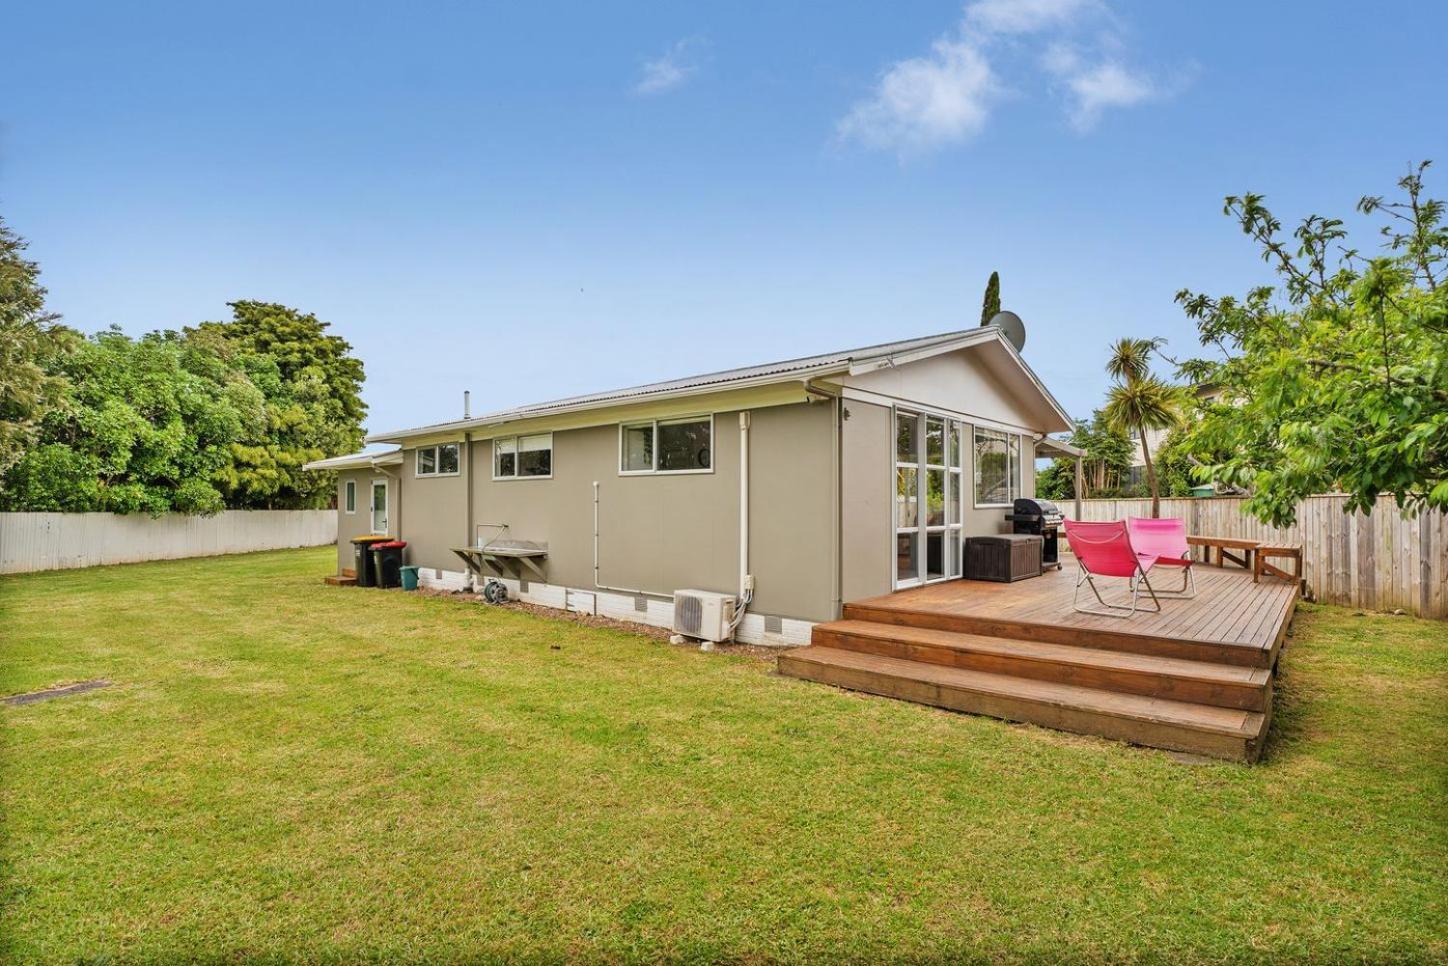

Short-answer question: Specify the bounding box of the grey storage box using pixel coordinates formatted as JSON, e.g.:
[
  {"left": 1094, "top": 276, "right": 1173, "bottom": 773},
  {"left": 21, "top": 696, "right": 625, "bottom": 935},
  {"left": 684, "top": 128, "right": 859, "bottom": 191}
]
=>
[{"left": 964, "top": 534, "right": 1043, "bottom": 582}]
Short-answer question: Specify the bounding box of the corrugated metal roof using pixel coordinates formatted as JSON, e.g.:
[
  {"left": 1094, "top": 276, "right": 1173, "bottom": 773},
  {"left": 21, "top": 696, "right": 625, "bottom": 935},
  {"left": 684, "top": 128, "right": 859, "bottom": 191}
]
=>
[
  {"left": 302, "top": 447, "right": 402, "bottom": 471},
  {"left": 368, "top": 328, "right": 980, "bottom": 441}
]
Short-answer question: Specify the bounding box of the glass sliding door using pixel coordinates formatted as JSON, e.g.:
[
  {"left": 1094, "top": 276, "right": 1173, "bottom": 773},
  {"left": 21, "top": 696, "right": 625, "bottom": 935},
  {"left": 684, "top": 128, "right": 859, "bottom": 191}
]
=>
[{"left": 894, "top": 409, "right": 965, "bottom": 588}]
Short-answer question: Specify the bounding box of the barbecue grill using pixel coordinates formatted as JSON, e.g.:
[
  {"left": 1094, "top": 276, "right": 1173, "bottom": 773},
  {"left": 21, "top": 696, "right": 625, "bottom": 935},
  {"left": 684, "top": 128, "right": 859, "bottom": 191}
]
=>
[{"left": 1005, "top": 497, "right": 1063, "bottom": 569}]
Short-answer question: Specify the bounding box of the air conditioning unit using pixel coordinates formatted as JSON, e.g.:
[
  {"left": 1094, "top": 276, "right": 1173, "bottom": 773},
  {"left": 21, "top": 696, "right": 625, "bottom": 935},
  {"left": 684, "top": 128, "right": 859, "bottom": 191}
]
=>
[{"left": 672, "top": 589, "right": 737, "bottom": 643}]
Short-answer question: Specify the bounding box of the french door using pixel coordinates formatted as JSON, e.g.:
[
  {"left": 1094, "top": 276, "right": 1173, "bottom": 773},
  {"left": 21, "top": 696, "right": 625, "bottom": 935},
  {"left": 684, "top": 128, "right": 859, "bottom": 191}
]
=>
[{"left": 894, "top": 409, "right": 963, "bottom": 588}]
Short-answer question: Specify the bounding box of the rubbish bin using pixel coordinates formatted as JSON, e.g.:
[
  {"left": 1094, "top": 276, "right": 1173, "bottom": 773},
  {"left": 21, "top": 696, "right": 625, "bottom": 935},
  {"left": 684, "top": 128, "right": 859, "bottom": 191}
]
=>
[
  {"left": 371, "top": 540, "right": 408, "bottom": 589},
  {"left": 350, "top": 535, "right": 391, "bottom": 587},
  {"left": 400, "top": 565, "right": 420, "bottom": 592}
]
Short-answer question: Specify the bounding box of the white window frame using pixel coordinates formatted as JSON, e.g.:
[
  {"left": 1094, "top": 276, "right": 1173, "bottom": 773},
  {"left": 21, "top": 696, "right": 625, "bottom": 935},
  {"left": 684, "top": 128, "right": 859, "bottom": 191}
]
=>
[
  {"left": 370, "top": 478, "right": 388, "bottom": 535},
  {"left": 947, "top": 421, "right": 963, "bottom": 579},
  {"left": 343, "top": 479, "right": 356, "bottom": 514},
  {"left": 617, "top": 414, "right": 714, "bottom": 476},
  {"left": 894, "top": 409, "right": 922, "bottom": 590},
  {"left": 492, "top": 433, "right": 553, "bottom": 481},
  {"left": 894, "top": 409, "right": 964, "bottom": 590},
  {"left": 973, "top": 426, "right": 1020, "bottom": 509},
  {"left": 415, "top": 443, "right": 460, "bottom": 478}
]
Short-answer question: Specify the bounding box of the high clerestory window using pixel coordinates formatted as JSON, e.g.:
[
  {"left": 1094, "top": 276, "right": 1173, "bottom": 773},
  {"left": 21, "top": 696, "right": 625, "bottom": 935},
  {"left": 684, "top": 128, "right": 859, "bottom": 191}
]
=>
[
  {"left": 416, "top": 443, "right": 460, "bottom": 477},
  {"left": 493, "top": 434, "right": 552, "bottom": 480},
  {"left": 619, "top": 416, "right": 712, "bottom": 474}
]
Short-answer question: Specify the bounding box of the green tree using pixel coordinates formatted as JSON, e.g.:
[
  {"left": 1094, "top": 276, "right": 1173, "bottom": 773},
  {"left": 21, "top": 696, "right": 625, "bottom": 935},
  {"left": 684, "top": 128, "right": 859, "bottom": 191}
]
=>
[
  {"left": 1, "top": 329, "right": 261, "bottom": 514},
  {"left": 1101, "top": 337, "right": 1183, "bottom": 518},
  {"left": 0, "top": 217, "right": 72, "bottom": 475},
  {"left": 1037, "top": 412, "right": 1134, "bottom": 501},
  {"left": 188, "top": 301, "right": 366, "bottom": 509},
  {"left": 1152, "top": 430, "right": 1203, "bottom": 498},
  {"left": 1175, "top": 162, "right": 1448, "bottom": 526},
  {"left": 979, "top": 270, "right": 1001, "bottom": 326}
]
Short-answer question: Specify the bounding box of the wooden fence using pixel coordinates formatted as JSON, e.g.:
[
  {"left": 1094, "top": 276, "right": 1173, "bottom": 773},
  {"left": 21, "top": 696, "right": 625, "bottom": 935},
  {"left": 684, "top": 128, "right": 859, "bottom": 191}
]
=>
[
  {"left": 1071, "top": 495, "right": 1447, "bottom": 618},
  {"left": 0, "top": 511, "right": 336, "bottom": 575}
]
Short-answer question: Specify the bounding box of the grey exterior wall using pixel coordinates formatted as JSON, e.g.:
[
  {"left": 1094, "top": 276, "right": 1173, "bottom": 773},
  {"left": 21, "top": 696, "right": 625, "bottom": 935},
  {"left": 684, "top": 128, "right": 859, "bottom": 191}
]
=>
[
  {"left": 333, "top": 468, "right": 396, "bottom": 572},
  {"left": 840, "top": 399, "right": 893, "bottom": 605},
  {"left": 838, "top": 400, "right": 1034, "bottom": 601},
  {"left": 328, "top": 345, "right": 1056, "bottom": 619},
  {"left": 399, "top": 447, "right": 470, "bottom": 573},
  {"left": 836, "top": 346, "right": 1047, "bottom": 601},
  {"left": 1022, "top": 439, "right": 1036, "bottom": 505},
  {"left": 842, "top": 348, "right": 1044, "bottom": 430},
  {"left": 423, "top": 401, "right": 841, "bottom": 622},
  {"left": 746, "top": 402, "right": 836, "bottom": 619}
]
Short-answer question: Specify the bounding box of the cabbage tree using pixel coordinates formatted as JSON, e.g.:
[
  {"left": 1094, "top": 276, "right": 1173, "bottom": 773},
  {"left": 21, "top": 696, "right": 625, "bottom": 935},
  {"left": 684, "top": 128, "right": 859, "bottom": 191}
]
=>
[{"left": 1101, "top": 337, "right": 1183, "bottom": 517}]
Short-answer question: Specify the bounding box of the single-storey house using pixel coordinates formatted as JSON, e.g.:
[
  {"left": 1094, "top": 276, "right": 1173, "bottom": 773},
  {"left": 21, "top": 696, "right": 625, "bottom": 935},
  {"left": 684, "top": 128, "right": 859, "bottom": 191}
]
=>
[{"left": 306, "top": 325, "right": 1075, "bottom": 645}]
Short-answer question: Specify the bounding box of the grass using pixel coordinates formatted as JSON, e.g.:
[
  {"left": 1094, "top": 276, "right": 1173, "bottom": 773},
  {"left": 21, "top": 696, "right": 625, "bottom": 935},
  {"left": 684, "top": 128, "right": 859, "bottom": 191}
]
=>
[{"left": 2, "top": 547, "right": 1445, "bottom": 962}]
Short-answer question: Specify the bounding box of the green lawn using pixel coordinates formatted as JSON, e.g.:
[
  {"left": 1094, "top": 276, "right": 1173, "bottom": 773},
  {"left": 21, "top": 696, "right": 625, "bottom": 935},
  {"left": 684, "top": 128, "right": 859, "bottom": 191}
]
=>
[{"left": 2, "top": 547, "right": 1444, "bottom": 962}]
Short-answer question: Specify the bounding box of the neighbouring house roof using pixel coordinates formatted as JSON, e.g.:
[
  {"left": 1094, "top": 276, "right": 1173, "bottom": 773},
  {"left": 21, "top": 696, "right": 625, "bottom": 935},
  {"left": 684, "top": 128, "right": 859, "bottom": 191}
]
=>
[
  {"left": 302, "top": 447, "right": 403, "bottom": 472},
  {"left": 364, "top": 325, "right": 1073, "bottom": 445}
]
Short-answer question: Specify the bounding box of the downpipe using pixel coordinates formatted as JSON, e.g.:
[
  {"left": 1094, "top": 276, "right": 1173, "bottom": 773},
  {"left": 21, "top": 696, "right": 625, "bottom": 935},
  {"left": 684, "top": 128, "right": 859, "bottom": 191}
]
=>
[{"left": 726, "top": 411, "right": 755, "bottom": 642}]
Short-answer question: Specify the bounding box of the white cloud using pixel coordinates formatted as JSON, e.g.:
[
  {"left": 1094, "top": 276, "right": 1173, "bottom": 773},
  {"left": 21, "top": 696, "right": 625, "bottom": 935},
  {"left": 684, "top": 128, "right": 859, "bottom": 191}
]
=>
[
  {"left": 1056, "top": 59, "right": 1158, "bottom": 131},
  {"left": 634, "top": 39, "right": 701, "bottom": 96},
  {"left": 837, "top": 37, "right": 998, "bottom": 155},
  {"left": 965, "top": 0, "right": 1098, "bottom": 35},
  {"left": 1039, "top": 40, "right": 1081, "bottom": 75},
  {"left": 838, "top": 0, "right": 1177, "bottom": 154}
]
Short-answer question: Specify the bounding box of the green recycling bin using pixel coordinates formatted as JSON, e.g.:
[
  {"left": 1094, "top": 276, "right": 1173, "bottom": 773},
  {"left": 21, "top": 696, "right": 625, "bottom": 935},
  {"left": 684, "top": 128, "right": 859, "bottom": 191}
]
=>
[{"left": 400, "top": 565, "right": 420, "bottom": 591}]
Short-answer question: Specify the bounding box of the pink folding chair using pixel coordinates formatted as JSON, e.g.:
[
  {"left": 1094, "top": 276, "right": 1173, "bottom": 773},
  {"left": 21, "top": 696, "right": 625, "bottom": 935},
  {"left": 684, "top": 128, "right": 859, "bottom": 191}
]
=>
[
  {"left": 1062, "top": 519, "right": 1162, "bottom": 617},
  {"left": 1127, "top": 517, "right": 1195, "bottom": 598}
]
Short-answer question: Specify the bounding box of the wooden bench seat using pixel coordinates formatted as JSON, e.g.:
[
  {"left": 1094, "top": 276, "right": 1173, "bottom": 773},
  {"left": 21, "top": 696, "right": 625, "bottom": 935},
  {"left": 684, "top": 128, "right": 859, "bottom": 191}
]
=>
[
  {"left": 1186, "top": 534, "right": 1259, "bottom": 570},
  {"left": 1255, "top": 544, "right": 1305, "bottom": 592}
]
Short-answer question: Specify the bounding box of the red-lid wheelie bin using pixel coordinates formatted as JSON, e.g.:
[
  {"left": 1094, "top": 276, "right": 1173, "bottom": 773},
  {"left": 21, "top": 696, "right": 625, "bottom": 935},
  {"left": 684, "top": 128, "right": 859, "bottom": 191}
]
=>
[{"left": 350, "top": 535, "right": 391, "bottom": 587}]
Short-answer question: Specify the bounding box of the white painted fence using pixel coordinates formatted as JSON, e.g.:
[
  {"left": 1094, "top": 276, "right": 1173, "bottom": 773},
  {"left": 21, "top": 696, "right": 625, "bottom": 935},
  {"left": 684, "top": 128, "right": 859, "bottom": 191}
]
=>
[
  {"left": 0, "top": 511, "right": 337, "bottom": 575},
  {"left": 1071, "top": 495, "right": 1447, "bottom": 618}
]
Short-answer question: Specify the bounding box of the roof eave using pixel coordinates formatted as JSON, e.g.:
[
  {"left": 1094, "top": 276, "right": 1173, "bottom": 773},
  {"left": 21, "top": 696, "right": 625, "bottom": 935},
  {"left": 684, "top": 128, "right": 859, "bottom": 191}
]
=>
[
  {"left": 991, "top": 334, "right": 1075, "bottom": 433},
  {"left": 363, "top": 362, "right": 851, "bottom": 444},
  {"left": 302, "top": 449, "right": 403, "bottom": 472},
  {"left": 845, "top": 327, "right": 998, "bottom": 377},
  {"left": 849, "top": 327, "right": 1074, "bottom": 433}
]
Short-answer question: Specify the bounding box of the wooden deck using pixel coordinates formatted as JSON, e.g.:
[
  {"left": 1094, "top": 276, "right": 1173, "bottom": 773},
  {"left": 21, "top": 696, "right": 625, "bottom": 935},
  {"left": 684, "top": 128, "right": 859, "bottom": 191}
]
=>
[
  {"left": 778, "top": 564, "right": 1298, "bottom": 762},
  {"left": 850, "top": 564, "right": 1298, "bottom": 668}
]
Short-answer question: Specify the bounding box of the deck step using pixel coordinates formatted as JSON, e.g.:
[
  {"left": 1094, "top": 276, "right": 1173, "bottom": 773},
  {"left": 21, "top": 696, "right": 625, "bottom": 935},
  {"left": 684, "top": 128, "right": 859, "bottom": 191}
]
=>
[
  {"left": 323, "top": 574, "right": 358, "bottom": 586},
  {"left": 777, "top": 646, "right": 1268, "bottom": 762},
  {"left": 812, "top": 620, "right": 1270, "bottom": 711},
  {"left": 842, "top": 601, "right": 1273, "bottom": 668}
]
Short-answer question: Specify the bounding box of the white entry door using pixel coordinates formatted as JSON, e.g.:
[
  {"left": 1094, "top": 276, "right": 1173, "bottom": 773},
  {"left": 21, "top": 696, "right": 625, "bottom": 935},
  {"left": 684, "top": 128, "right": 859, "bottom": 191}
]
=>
[{"left": 370, "top": 479, "right": 388, "bottom": 534}]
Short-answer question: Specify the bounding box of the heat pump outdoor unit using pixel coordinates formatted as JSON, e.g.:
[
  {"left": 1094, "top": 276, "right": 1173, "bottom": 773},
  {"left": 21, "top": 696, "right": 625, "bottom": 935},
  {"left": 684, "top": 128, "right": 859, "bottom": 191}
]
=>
[{"left": 672, "top": 589, "right": 737, "bottom": 643}]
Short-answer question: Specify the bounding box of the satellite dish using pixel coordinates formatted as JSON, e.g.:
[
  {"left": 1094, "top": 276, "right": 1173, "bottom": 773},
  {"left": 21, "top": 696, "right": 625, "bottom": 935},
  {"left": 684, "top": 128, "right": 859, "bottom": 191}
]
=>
[{"left": 987, "top": 310, "right": 1026, "bottom": 352}]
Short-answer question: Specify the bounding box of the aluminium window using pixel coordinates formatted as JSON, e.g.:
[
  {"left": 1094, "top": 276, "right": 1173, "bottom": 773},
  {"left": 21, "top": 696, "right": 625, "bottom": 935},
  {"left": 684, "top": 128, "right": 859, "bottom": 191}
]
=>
[
  {"left": 973, "top": 427, "right": 1019, "bottom": 507},
  {"left": 619, "top": 416, "right": 712, "bottom": 474},
  {"left": 493, "top": 433, "right": 552, "bottom": 480},
  {"left": 344, "top": 479, "right": 356, "bottom": 514},
  {"left": 415, "top": 443, "right": 460, "bottom": 477},
  {"left": 896, "top": 410, "right": 963, "bottom": 588}
]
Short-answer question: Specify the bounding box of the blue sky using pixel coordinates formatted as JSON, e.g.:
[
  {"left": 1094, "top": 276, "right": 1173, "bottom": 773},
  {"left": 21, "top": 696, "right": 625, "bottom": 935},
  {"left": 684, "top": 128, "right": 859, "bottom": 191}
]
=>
[{"left": 6, "top": 0, "right": 1444, "bottom": 437}]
